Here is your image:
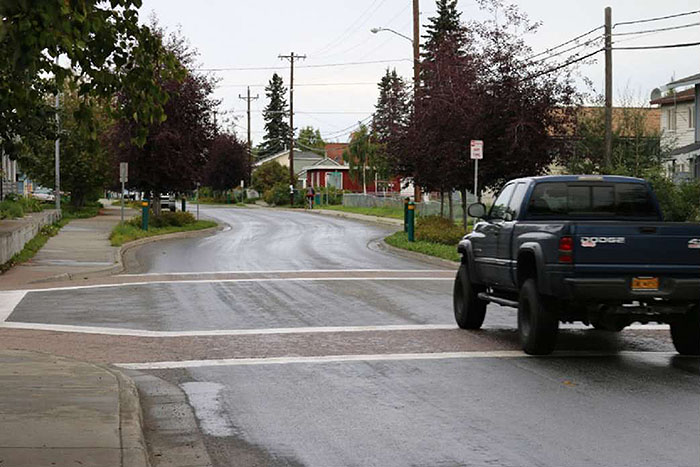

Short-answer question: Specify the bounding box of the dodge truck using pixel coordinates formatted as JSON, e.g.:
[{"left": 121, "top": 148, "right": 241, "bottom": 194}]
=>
[{"left": 455, "top": 175, "right": 700, "bottom": 355}]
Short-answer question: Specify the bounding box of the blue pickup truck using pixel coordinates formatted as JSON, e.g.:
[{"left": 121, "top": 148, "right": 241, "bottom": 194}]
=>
[{"left": 455, "top": 175, "right": 700, "bottom": 355}]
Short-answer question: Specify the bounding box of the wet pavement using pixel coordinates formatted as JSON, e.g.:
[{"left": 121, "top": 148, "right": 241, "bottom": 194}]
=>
[{"left": 1, "top": 206, "right": 697, "bottom": 467}]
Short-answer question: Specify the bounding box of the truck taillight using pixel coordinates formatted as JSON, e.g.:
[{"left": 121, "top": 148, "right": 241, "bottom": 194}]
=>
[{"left": 559, "top": 236, "right": 573, "bottom": 263}]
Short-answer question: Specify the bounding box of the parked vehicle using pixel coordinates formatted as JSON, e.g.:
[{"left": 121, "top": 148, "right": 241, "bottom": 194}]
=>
[
  {"left": 455, "top": 175, "right": 700, "bottom": 355},
  {"left": 30, "top": 187, "right": 55, "bottom": 202}
]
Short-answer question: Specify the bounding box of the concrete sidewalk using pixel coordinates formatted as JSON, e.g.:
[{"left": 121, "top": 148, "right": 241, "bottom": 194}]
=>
[
  {"left": 0, "top": 350, "right": 149, "bottom": 467},
  {"left": 0, "top": 203, "right": 133, "bottom": 289}
]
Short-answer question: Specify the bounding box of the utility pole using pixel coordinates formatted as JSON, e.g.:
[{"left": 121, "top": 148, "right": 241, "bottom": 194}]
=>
[
  {"left": 604, "top": 6, "right": 613, "bottom": 170},
  {"left": 54, "top": 83, "right": 61, "bottom": 212},
  {"left": 239, "top": 86, "right": 259, "bottom": 184},
  {"left": 279, "top": 52, "right": 306, "bottom": 206},
  {"left": 412, "top": 0, "right": 422, "bottom": 203}
]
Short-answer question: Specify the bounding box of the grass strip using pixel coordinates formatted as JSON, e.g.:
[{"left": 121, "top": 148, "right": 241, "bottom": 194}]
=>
[
  {"left": 109, "top": 220, "right": 217, "bottom": 247},
  {"left": 0, "top": 217, "right": 70, "bottom": 273},
  {"left": 385, "top": 231, "right": 460, "bottom": 262},
  {"left": 321, "top": 204, "right": 404, "bottom": 219}
]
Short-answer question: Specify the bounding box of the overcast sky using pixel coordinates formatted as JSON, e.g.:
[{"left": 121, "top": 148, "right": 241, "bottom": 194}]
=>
[{"left": 139, "top": 0, "right": 700, "bottom": 146}]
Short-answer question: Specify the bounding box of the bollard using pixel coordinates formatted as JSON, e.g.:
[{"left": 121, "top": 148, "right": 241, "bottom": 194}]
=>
[
  {"left": 403, "top": 197, "right": 409, "bottom": 232},
  {"left": 181, "top": 198, "right": 186, "bottom": 212},
  {"left": 141, "top": 200, "right": 149, "bottom": 231},
  {"left": 407, "top": 201, "right": 415, "bottom": 242}
]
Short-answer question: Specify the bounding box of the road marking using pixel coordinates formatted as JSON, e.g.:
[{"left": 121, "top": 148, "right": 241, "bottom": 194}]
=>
[
  {"left": 8, "top": 276, "right": 452, "bottom": 294},
  {"left": 116, "top": 350, "right": 684, "bottom": 370},
  {"left": 0, "top": 291, "right": 27, "bottom": 322},
  {"left": 117, "top": 269, "right": 452, "bottom": 277},
  {"left": 0, "top": 322, "right": 458, "bottom": 337}
]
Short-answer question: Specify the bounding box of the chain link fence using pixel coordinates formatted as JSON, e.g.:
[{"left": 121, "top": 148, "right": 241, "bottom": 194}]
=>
[{"left": 343, "top": 192, "right": 477, "bottom": 218}]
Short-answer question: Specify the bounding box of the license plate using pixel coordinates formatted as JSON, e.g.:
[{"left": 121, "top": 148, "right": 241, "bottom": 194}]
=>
[{"left": 632, "top": 277, "right": 659, "bottom": 290}]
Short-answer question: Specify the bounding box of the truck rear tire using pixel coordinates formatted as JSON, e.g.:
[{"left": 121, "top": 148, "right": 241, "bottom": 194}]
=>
[
  {"left": 518, "top": 278, "right": 558, "bottom": 355},
  {"left": 453, "top": 264, "right": 487, "bottom": 329},
  {"left": 670, "top": 305, "right": 700, "bottom": 356}
]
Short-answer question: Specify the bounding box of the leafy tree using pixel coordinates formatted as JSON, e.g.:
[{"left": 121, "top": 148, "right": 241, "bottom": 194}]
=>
[
  {"left": 297, "top": 126, "right": 325, "bottom": 153},
  {"left": 258, "top": 73, "right": 290, "bottom": 156},
  {"left": 252, "top": 161, "right": 288, "bottom": 193},
  {"left": 0, "top": 0, "right": 181, "bottom": 155},
  {"left": 110, "top": 25, "right": 217, "bottom": 213},
  {"left": 343, "top": 124, "right": 379, "bottom": 194},
  {"left": 204, "top": 133, "right": 250, "bottom": 191},
  {"left": 17, "top": 80, "right": 112, "bottom": 208},
  {"left": 373, "top": 68, "right": 411, "bottom": 178}
]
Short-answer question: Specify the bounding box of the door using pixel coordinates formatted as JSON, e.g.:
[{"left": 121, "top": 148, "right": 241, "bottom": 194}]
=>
[
  {"left": 496, "top": 182, "right": 528, "bottom": 288},
  {"left": 471, "top": 183, "right": 516, "bottom": 284}
]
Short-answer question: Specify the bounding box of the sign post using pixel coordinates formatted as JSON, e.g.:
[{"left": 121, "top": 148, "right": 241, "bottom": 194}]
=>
[
  {"left": 470, "top": 140, "right": 483, "bottom": 202},
  {"left": 119, "top": 162, "right": 128, "bottom": 224},
  {"left": 470, "top": 140, "right": 483, "bottom": 229}
]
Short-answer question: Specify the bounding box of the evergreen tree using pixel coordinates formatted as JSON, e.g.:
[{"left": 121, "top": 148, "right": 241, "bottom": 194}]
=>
[
  {"left": 421, "top": 0, "right": 467, "bottom": 66},
  {"left": 373, "top": 68, "right": 411, "bottom": 177},
  {"left": 259, "top": 73, "right": 291, "bottom": 156}
]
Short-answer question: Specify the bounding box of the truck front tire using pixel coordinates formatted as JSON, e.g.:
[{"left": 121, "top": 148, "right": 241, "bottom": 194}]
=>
[
  {"left": 518, "top": 278, "right": 558, "bottom": 355},
  {"left": 453, "top": 264, "right": 487, "bottom": 329},
  {"left": 670, "top": 305, "right": 700, "bottom": 356}
]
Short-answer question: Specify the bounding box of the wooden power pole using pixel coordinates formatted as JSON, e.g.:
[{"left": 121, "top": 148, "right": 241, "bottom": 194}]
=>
[
  {"left": 279, "top": 52, "right": 306, "bottom": 206},
  {"left": 604, "top": 6, "right": 613, "bottom": 169},
  {"left": 239, "top": 86, "right": 259, "bottom": 183},
  {"left": 413, "top": 0, "right": 422, "bottom": 203}
]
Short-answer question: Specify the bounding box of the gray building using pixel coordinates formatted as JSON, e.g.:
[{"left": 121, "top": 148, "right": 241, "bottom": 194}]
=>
[{"left": 0, "top": 150, "right": 19, "bottom": 199}]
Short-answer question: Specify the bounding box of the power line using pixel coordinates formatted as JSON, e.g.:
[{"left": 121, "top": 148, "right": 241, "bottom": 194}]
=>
[
  {"left": 197, "top": 58, "right": 410, "bottom": 72},
  {"left": 613, "top": 9, "right": 700, "bottom": 28},
  {"left": 521, "top": 48, "right": 604, "bottom": 82},
  {"left": 218, "top": 82, "right": 377, "bottom": 88},
  {"left": 527, "top": 25, "right": 604, "bottom": 61},
  {"left": 612, "top": 21, "right": 700, "bottom": 36},
  {"left": 528, "top": 35, "right": 603, "bottom": 65},
  {"left": 311, "top": 0, "right": 388, "bottom": 57},
  {"left": 613, "top": 41, "right": 700, "bottom": 50}
]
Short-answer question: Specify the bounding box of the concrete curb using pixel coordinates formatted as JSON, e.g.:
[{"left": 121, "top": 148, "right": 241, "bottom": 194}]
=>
[
  {"left": 102, "top": 366, "right": 152, "bottom": 467},
  {"left": 379, "top": 238, "right": 460, "bottom": 270},
  {"left": 29, "top": 223, "right": 223, "bottom": 284}
]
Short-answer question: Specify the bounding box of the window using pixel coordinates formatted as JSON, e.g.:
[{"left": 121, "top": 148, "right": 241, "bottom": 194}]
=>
[
  {"left": 667, "top": 109, "right": 677, "bottom": 130},
  {"left": 526, "top": 182, "right": 658, "bottom": 219},
  {"left": 507, "top": 183, "right": 529, "bottom": 218},
  {"left": 689, "top": 108, "right": 694, "bottom": 129},
  {"left": 489, "top": 183, "right": 516, "bottom": 220}
]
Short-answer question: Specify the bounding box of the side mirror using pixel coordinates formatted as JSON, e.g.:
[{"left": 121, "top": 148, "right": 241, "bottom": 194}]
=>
[{"left": 467, "top": 202, "right": 487, "bottom": 219}]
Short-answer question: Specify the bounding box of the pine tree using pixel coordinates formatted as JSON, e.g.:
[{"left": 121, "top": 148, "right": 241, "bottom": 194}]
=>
[
  {"left": 422, "top": 0, "right": 467, "bottom": 65},
  {"left": 373, "top": 68, "right": 411, "bottom": 178},
  {"left": 259, "top": 73, "right": 291, "bottom": 156}
]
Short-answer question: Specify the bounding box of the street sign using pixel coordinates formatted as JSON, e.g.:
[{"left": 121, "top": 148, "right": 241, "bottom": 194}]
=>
[
  {"left": 119, "top": 162, "right": 128, "bottom": 183},
  {"left": 470, "top": 140, "right": 483, "bottom": 160}
]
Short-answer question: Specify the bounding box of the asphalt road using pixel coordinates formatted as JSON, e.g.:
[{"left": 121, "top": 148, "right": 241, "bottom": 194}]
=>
[{"left": 1, "top": 206, "right": 698, "bottom": 467}]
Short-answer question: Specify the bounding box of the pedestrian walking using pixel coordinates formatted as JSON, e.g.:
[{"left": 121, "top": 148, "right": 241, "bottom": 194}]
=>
[{"left": 306, "top": 186, "right": 315, "bottom": 209}]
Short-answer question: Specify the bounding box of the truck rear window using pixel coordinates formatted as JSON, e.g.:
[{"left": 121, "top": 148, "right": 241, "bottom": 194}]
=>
[{"left": 526, "top": 182, "right": 659, "bottom": 219}]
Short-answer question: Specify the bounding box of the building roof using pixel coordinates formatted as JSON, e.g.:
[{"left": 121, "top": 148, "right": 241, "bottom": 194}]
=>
[
  {"left": 664, "top": 73, "right": 700, "bottom": 90},
  {"left": 669, "top": 141, "right": 700, "bottom": 157},
  {"left": 324, "top": 143, "right": 348, "bottom": 164},
  {"left": 650, "top": 87, "right": 695, "bottom": 106},
  {"left": 253, "top": 148, "right": 323, "bottom": 167},
  {"left": 297, "top": 158, "right": 349, "bottom": 176}
]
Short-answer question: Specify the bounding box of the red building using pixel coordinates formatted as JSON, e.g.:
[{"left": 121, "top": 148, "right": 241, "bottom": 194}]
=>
[{"left": 300, "top": 158, "right": 401, "bottom": 193}]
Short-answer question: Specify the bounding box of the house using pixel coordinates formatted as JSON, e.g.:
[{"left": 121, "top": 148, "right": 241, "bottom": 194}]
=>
[
  {"left": 650, "top": 73, "right": 699, "bottom": 182},
  {"left": 253, "top": 148, "right": 325, "bottom": 176},
  {"left": 323, "top": 143, "right": 348, "bottom": 164},
  {"left": 0, "top": 150, "right": 18, "bottom": 199},
  {"left": 299, "top": 157, "right": 401, "bottom": 193}
]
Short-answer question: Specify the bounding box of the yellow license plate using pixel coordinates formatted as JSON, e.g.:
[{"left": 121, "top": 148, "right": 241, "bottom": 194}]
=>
[{"left": 632, "top": 277, "right": 659, "bottom": 290}]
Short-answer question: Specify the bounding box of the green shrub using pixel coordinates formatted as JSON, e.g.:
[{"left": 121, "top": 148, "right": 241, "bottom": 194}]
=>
[
  {"left": 263, "top": 183, "right": 304, "bottom": 206},
  {"left": 150, "top": 211, "right": 196, "bottom": 228},
  {"left": 647, "top": 173, "right": 700, "bottom": 222},
  {"left": 415, "top": 215, "right": 466, "bottom": 245},
  {"left": 0, "top": 200, "right": 25, "bottom": 219}
]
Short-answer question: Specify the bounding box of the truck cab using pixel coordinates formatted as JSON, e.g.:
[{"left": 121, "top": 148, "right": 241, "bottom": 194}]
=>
[{"left": 454, "top": 175, "right": 700, "bottom": 355}]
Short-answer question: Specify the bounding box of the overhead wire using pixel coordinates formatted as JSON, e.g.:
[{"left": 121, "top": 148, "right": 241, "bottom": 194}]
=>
[
  {"left": 613, "top": 9, "right": 700, "bottom": 28},
  {"left": 311, "top": 0, "right": 388, "bottom": 57},
  {"left": 612, "top": 21, "right": 700, "bottom": 36},
  {"left": 197, "top": 58, "right": 411, "bottom": 72}
]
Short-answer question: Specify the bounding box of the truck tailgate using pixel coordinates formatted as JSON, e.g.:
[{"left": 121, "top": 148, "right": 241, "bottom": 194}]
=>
[{"left": 572, "top": 222, "right": 700, "bottom": 268}]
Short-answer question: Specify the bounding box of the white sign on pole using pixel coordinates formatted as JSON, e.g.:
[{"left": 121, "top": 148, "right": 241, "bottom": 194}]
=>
[
  {"left": 119, "top": 162, "right": 129, "bottom": 183},
  {"left": 470, "top": 140, "right": 483, "bottom": 160}
]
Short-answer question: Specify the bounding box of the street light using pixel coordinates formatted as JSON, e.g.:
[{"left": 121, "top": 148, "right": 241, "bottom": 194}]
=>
[{"left": 370, "top": 27, "right": 413, "bottom": 44}]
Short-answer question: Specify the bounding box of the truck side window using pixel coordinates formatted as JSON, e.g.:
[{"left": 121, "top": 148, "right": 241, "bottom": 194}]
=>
[
  {"left": 507, "top": 183, "right": 528, "bottom": 219},
  {"left": 490, "top": 183, "right": 516, "bottom": 220}
]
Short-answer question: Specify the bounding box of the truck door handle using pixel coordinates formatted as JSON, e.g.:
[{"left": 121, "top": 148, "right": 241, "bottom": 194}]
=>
[{"left": 639, "top": 226, "right": 656, "bottom": 233}]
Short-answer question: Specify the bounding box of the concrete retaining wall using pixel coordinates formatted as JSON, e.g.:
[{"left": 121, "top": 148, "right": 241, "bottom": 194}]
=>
[{"left": 0, "top": 210, "right": 61, "bottom": 265}]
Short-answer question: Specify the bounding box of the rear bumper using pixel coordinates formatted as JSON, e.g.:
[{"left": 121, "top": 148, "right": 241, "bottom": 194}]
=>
[{"left": 562, "top": 277, "right": 700, "bottom": 302}]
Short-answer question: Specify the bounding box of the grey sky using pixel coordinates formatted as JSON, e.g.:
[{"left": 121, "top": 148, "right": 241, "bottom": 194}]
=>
[{"left": 139, "top": 0, "right": 700, "bottom": 146}]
